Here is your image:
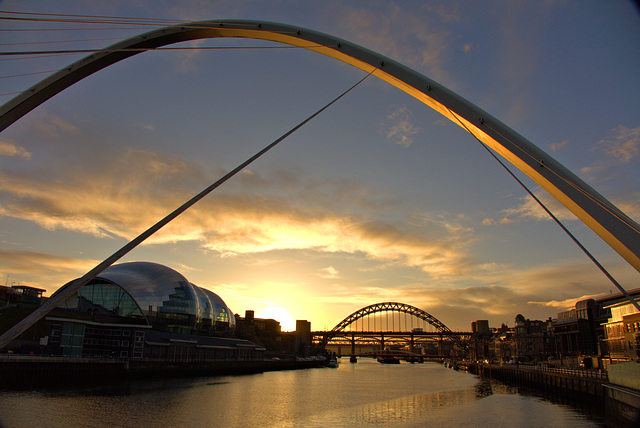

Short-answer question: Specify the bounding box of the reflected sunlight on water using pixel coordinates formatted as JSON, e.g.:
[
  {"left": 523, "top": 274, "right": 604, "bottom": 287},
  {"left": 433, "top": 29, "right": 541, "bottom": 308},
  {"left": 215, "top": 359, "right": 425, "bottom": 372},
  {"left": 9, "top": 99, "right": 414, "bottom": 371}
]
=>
[{"left": 0, "top": 360, "right": 604, "bottom": 427}]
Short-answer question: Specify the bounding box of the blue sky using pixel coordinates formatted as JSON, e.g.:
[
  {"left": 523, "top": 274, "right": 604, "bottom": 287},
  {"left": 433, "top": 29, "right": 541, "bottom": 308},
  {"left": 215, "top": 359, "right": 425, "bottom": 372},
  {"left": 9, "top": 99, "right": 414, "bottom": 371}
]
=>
[{"left": 0, "top": 1, "right": 639, "bottom": 331}]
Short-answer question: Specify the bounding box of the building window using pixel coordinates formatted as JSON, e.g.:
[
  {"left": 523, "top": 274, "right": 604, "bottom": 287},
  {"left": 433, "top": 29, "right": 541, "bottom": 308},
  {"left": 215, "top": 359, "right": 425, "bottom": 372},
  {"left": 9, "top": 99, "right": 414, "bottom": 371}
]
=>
[{"left": 77, "top": 282, "right": 145, "bottom": 320}]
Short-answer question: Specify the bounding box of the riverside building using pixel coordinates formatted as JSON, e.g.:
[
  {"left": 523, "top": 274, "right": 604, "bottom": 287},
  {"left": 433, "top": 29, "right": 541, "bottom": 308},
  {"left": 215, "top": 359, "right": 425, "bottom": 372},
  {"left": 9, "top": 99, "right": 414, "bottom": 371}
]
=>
[
  {"left": 41, "top": 261, "right": 265, "bottom": 361},
  {"left": 603, "top": 301, "right": 640, "bottom": 363}
]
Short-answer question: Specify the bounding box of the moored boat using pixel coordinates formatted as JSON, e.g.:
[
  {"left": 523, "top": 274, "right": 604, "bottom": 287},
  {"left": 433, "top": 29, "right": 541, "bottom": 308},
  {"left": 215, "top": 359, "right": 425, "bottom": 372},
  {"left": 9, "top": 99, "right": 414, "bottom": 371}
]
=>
[{"left": 377, "top": 355, "right": 400, "bottom": 364}]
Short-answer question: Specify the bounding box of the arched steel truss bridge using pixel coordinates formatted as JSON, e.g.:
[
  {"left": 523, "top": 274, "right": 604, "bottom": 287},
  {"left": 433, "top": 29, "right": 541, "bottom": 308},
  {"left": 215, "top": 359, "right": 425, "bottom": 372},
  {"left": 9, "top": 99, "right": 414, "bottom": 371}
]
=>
[{"left": 313, "top": 302, "right": 467, "bottom": 354}]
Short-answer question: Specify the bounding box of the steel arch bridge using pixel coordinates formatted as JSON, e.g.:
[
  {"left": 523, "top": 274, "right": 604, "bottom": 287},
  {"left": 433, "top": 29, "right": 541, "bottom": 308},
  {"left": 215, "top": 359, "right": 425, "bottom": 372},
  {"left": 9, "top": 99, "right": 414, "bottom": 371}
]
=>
[
  {"left": 314, "top": 302, "right": 464, "bottom": 352},
  {"left": 333, "top": 302, "right": 453, "bottom": 333}
]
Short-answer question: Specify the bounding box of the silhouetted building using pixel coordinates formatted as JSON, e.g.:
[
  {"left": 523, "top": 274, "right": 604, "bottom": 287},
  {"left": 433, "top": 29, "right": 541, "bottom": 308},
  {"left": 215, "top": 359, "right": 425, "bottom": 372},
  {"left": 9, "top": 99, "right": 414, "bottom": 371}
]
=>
[
  {"left": 513, "top": 314, "right": 545, "bottom": 361},
  {"left": 471, "top": 320, "right": 490, "bottom": 335},
  {"left": 469, "top": 320, "right": 491, "bottom": 361},
  {"left": 1, "top": 285, "right": 46, "bottom": 305},
  {"left": 490, "top": 328, "right": 514, "bottom": 362},
  {"left": 234, "top": 310, "right": 283, "bottom": 353},
  {"left": 482, "top": 316, "right": 553, "bottom": 363},
  {"left": 554, "top": 299, "right": 600, "bottom": 358},
  {"left": 295, "top": 320, "right": 311, "bottom": 356},
  {"left": 38, "top": 262, "right": 265, "bottom": 361}
]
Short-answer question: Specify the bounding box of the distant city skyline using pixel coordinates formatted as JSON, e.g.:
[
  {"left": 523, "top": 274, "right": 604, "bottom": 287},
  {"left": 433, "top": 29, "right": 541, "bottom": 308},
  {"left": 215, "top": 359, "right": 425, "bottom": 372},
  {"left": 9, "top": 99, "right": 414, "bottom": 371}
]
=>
[{"left": 0, "top": 1, "right": 639, "bottom": 331}]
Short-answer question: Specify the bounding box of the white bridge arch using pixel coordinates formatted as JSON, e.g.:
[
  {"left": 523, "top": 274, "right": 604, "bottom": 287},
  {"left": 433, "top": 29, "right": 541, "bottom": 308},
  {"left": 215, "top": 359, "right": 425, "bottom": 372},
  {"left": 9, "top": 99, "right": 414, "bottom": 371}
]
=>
[
  {"left": 0, "top": 20, "right": 639, "bottom": 350},
  {"left": 1, "top": 19, "right": 638, "bottom": 272}
]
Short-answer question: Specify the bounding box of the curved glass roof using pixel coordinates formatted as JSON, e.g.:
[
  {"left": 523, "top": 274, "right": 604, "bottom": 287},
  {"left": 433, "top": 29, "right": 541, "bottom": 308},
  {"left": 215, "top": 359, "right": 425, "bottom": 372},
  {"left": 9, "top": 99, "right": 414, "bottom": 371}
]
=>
[
  {"left": 58, "top": 261, "right": 235, "bottom": 334},
  {"left": 98, "top": 261, "right": 199, "bottom": 317}
]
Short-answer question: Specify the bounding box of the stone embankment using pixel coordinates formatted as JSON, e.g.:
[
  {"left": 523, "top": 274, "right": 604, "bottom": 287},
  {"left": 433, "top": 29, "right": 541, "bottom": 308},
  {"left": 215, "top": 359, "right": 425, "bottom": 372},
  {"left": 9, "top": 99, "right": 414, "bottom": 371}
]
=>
[
  {"left": 0, "top": 355, "right": 327, "bottom": 388},
  {"left": 467, "top": 362, "right": 640, "bottom": 427}
]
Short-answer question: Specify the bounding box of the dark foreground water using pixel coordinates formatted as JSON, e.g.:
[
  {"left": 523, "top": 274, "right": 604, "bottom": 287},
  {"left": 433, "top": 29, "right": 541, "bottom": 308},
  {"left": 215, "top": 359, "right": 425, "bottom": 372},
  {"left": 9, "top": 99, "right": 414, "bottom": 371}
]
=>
[{"left": 0, "top": 359, "right": 605, "bottom": 427}]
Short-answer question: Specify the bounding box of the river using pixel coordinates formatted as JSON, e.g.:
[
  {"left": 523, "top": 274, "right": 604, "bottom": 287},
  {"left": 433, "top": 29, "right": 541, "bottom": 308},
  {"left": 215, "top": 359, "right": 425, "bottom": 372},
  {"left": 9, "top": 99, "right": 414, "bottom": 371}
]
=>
[{"left": 0, "top": 359, "right": 606, "bottom": 427}]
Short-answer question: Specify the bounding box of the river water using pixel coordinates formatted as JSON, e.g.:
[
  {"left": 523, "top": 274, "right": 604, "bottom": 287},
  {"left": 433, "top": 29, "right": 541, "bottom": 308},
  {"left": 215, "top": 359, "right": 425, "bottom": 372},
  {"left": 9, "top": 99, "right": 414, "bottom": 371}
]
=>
[{"left": 0, "top": 359, "right": 606, "bottom": 427}]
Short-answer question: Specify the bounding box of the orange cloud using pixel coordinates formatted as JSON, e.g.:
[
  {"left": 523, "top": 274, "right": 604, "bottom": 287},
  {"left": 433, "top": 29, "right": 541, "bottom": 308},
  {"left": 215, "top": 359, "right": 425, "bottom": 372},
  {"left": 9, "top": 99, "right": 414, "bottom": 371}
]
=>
[
  {"left": 528, "top": 294, "right": 599, "bottom": 311},
  {"left": 0, "top": 144, "right": 474, "bottom": 280},
  {"left": 500, "top": 192, "right": 574, "bottom": 223},
  {"left": 595, "top": 125, "right": 640, "bottom": 163},
  {"left": 0, "top": 140, "right": 32, "bottom": 159},
  {"left": 0, "top": 249, "right": 99, "bottom": 293}
]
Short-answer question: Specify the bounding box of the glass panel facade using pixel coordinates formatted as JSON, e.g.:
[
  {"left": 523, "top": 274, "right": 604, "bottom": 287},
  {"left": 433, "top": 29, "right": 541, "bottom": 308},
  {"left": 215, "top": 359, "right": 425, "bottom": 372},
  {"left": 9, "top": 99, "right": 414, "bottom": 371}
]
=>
[
  {"left": 97, "top": 262, "right": 235, "bottom": 335},
  {"left": 55, "top": 262, "right": 235, "bottom": 337},
  {"left": 78, "top": 282, "right": 145, "bottom": 320},
  {"left": 60, "top": 322, "right": 84, "bottom": 356}
]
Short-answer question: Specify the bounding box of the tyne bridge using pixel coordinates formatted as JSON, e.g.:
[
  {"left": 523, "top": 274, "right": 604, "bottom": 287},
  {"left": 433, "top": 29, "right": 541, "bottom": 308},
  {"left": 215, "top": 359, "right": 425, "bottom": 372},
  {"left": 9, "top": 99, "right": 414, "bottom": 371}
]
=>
[{"left": 312, "top": 302, "right": 471, "bottom": 360}]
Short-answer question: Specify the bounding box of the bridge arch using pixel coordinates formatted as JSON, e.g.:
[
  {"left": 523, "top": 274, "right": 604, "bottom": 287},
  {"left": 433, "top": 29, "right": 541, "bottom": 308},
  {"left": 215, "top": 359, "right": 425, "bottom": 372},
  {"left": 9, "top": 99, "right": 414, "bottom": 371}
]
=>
[
  {"left": 315, "top": 302, "right": 464, "bottom": 352},
  {"left": 1, "top": 20, "right": 638, "bottom": 272},
  {"left": 331, "top": 302, "right": 454, "bottom": 334}
]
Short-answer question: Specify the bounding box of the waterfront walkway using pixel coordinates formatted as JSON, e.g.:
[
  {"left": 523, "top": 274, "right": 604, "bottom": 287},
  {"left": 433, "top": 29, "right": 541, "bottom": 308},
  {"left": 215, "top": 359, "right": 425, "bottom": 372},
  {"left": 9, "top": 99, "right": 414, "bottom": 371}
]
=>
[{"left": 467, "top": 362, "right": 639, "bottom": 427}]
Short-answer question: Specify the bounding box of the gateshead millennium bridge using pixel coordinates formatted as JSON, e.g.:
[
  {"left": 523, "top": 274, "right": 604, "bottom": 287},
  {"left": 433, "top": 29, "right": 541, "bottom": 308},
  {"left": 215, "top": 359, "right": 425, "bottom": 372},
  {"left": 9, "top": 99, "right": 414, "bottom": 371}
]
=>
[{"left": 1, "top": 19, "right": 639, "bottom": 350}]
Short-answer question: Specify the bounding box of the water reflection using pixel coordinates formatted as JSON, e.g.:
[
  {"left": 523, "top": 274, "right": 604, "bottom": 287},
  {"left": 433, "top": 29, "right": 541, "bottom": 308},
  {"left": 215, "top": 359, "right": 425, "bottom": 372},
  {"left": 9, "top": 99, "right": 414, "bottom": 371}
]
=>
[
  {"left": 0, "top": 361, "right": 606, "bottom": 427},
  {"left": 354, "top": 387, "right": 476, "bottom": 425},
  {"left": 474, "top": 378, "right": 493, "bottom": 399}
]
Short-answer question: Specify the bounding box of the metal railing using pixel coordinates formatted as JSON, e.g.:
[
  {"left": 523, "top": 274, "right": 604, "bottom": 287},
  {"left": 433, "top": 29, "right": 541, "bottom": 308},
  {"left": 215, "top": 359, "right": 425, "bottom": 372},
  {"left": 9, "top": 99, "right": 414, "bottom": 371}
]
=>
[{"left": 483, "top": 362, "right": 608, "bottom": 381}]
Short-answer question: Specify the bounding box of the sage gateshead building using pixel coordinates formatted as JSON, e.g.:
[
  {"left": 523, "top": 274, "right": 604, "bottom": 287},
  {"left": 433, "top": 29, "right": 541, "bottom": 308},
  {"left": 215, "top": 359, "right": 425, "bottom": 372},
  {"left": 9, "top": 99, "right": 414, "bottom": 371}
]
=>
[{"left": 44, "top": 262, "right": 264, "bottom": 361}]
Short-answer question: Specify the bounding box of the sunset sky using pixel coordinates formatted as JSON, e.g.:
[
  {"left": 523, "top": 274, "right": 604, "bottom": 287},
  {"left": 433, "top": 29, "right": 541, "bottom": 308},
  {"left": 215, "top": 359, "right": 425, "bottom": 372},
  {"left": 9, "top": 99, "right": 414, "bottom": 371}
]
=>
[{"left": 0, "top": 1, "right": 639, "bottom": 332}]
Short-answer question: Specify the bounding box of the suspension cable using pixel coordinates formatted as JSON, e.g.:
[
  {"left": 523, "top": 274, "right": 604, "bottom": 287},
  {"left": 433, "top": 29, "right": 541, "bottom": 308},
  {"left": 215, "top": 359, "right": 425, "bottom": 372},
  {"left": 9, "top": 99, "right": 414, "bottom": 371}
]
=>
[
  {"left": 427, "top": 89, "right": 640, "bottom": 311},
  {"left": 0, "top": 68, "right": 375, "bottom": 350},
  {"left": 0, "top": 45, "right": 332, "bottom": 56},
  {"left": 0, "top": 70, "right": 59, "bottom": 79},
  {"left": 0, "top": 37, "right": 141, "bottom": 46},
  {"left": 0, "top": 13, "right": 298, "bottom": 34},
  {"left": 0, "top": 27, "right": 155, "bottom": 32},
  {"left": 0, "top": 52, "right": 83, "bottom": 62},
  {"left": 0, "top": 10, "right": 184, "bottom": 23},
  {"left": 482, "top": 120, "right": 640, "bottom": 236}
]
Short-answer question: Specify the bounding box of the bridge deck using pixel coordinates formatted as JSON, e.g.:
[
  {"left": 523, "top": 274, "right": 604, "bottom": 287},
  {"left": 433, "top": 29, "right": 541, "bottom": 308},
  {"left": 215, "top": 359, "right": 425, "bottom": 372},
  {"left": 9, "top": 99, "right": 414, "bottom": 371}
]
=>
[{"left": 312, "top": 331, "right": 472, "bottom": 337}]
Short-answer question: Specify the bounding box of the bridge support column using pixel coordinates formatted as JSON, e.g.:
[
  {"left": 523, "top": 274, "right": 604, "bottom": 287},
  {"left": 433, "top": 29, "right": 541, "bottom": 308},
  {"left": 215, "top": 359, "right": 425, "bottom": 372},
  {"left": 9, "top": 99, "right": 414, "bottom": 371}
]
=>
[
  {"left": 350, "top": 332, "right": 358, "bottom": 363},
  {"left": 351, "top": 333, "right": 356, "bottom": 356},
  {"left": 381, "top": 333, "right": 385, "bottom": 351},
  {"left": 438, "top": 334, "right": 443, "bottom": 356},
  {"left": 410, "top": 333, "right": 415, "bottom": 354}
]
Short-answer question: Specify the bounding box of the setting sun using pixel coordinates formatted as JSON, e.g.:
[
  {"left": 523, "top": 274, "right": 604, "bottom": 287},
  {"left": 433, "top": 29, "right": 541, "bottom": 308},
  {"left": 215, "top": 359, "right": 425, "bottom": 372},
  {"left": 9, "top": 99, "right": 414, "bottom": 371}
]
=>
[{"left": 256, "top": 306, "right": 296, "bottom": 332}]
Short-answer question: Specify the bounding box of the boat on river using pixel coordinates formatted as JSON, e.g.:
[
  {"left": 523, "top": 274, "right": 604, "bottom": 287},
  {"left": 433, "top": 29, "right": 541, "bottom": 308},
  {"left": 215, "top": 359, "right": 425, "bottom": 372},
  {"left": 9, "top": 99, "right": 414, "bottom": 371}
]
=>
[{"left": 377, "top": 355, "right": 400, "bottom": 364}]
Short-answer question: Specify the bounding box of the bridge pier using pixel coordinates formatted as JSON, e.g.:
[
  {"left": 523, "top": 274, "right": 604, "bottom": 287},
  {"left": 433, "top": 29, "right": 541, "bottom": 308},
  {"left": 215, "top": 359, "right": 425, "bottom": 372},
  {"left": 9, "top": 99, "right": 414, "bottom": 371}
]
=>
[{"left": 351, "top": 333, "right": 355, "bottom": 356}]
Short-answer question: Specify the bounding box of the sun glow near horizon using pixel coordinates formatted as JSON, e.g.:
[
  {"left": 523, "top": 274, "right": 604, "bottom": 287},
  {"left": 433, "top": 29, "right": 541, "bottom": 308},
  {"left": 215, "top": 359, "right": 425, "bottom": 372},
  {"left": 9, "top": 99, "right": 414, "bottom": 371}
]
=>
[{"left": 256, "top": 306, "right": 296, "bottom": 331}]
